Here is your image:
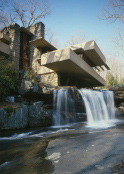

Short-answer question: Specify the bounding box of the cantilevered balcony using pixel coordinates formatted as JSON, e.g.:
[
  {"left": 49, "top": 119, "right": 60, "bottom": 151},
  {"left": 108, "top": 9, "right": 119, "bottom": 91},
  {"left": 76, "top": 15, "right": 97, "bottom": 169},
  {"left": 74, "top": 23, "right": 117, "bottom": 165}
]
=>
[
  {"left": 0, "top": 41, "right": 10, "bottom": 55},
  {"left": 69, "top": 40, "right": 110, "bottom": 70},
  {"left": 30, "top": 37, "right": 57, "bottom": 51},
  {"left": 41, "top": 48, "right": 105, "bottom": 86},
  {"left": 0, "top": 33, "right": 10, "bottom": 44}
]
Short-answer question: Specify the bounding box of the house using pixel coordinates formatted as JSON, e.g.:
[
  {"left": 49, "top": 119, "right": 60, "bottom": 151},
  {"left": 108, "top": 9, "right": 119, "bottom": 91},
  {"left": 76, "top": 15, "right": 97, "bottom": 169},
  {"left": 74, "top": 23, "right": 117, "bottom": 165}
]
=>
[{"left": 0, "top": 22, "right": 109, "bottom": 88}]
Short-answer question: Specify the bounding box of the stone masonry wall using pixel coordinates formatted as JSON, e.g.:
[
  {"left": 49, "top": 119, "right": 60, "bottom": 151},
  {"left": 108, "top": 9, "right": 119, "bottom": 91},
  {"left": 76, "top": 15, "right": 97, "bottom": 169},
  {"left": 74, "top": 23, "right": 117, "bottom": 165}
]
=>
[
  {"left": 2, "top": 23, "right": 20, "bottom": 70},
  {"left": 1, "top": 22, "right": 58, "bottom": 87},
  {"left": 29, "top": 22, "right": 45, "bottom": 71},
  {"left": 41, "top": 72, "right": 59, "bottom": 86}
]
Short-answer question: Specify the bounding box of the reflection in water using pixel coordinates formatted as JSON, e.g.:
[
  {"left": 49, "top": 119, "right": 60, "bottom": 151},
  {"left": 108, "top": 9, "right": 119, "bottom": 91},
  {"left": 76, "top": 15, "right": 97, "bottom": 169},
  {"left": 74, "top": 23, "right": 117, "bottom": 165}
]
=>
[
  {"left": 0, "top": 137, "right": 54, "bottom": 174},
  {"left": 0, "top": 120, "right": 123, "bottom": 174}
]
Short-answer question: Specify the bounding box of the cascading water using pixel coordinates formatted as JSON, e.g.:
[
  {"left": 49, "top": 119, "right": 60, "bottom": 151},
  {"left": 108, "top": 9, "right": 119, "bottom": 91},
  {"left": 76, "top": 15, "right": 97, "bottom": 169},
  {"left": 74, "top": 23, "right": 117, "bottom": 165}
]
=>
[
  {"left": 53, "top": 88, "right": 76, "bottom": 126},
  {"left": 53, "top": 88, "right": 118, "bottom": 128},
  {"left": 79, "top": 89, "right": 117, "bottom": 128},
  {"left": 103, "top": 90, "right": 115, "bottom": 119}
]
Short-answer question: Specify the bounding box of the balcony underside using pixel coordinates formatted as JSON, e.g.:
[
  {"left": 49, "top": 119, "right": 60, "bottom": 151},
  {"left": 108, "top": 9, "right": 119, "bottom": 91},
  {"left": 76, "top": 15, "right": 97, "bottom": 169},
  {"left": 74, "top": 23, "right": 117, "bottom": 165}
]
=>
[
  {"left": 30, "top": 37, "right": 57, "bottom": 51},
  {"left": 41, "top": 48, "right": 105, "bottom": 87},
  {"left": 44, "top": 60, "right": 105, "bottom": 86}
]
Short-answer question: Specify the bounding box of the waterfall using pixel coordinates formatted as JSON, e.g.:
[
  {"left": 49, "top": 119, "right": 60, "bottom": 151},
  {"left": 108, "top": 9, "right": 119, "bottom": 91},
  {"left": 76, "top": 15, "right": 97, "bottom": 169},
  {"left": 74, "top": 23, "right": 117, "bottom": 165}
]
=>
[
  {"left": 79, "top": 89, "right": 116, "bottom": 128},
  {"left": 53, "top": 88, "right": 118, "bottom": 128},
  {"left": 53, "top": 88, "right": 76, "bottom": 126},
  {"left": 103, "top": 90, "right": 115, "bottom": 119}
]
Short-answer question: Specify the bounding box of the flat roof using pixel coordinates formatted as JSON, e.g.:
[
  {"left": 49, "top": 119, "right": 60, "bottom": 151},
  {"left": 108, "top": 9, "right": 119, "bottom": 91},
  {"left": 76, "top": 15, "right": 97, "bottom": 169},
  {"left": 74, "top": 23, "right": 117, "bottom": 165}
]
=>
[
  {"left": 0, "top": 33, "right": 10, "bottom": 44},
  {"left": 30, "top": 37, "right": 57, "bottom": 51},
  {"left": 69, "top": 40, "right": 109, "bottom": 68}
]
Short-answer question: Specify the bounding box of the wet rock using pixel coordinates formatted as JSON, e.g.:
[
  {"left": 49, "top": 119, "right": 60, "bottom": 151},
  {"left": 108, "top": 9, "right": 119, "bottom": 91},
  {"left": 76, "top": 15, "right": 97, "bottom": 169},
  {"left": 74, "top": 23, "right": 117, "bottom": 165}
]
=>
[
  {"left": 95, "top": 165, "right": 104, "bottom": 170},
  {"left": 53, "top": 87, "right": 86, "bottom": 125},
  {"left": 110, "top": 84, "right": 124, "bottom": 91},
  {"left": 110, "top": 84, "right": 124, "bottom": 107},
  {"left": 0, "top": 100, "right": 53, "bottom": 130},
  {"left": 0, "top": 104, "right": 28, "bottom": 130},
  {"left": 28, "top": 101, "right": 52, "bottom": 127},
  {"left": 113, "top": 158, "right": 124, "bottom": 174}
]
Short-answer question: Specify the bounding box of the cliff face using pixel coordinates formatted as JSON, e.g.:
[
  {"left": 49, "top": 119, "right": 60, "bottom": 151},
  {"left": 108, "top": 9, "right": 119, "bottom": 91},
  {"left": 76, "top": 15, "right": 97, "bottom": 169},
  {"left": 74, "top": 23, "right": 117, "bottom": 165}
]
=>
[
  {"left": 0, "top": 85, "right": 86, "bottom": 131},
  {"left": 0, "top": 79, "right": 54, "bottom": 131},
  {"left": 0, "top": 103, "right": 28, "bottom": 130},
  {"left": 0, "top": 101, "right": 52, "bottom": 131}
]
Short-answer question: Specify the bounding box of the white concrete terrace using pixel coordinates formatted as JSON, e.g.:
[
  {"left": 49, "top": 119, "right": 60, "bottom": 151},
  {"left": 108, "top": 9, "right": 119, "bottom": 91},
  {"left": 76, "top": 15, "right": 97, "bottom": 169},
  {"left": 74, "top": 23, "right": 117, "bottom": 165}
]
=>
[
  {"left": 69, "top": 40, "right": 110, "bottom": 70},
  {"left": 30, "top": 37, "right": 57, "bottom": 51},
  {"left": 0, "top": 33, "right": 10, "bottom": 55},
  {"left": 0, "top": 33, "right": 10, "bottom": 44},
  {"left": 40, "top": 48, "right": 105, "bottom": 86},
  {"left": 0, "top": 41, "right": 10, "bottom": 55}
]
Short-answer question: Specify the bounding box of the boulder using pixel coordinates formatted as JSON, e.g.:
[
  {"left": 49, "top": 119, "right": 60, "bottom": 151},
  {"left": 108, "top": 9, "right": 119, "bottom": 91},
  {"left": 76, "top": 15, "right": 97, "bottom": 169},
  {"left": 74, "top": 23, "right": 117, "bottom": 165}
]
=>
[
  {"left": 28, "top": 101, "right": 52, "bottom": 127},
  {"left": 110, "top": 84, "right": 124, "bottom": 106},
  {"left": 0, "top": 104, "right": 28, "bottom": 130}
]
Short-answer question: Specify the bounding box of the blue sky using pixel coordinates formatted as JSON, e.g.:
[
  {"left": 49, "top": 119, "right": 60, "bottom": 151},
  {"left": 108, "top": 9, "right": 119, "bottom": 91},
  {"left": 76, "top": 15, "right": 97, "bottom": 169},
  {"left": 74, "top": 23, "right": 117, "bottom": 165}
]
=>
[{"left": 41, "top": 0, "right": 123, "bottom": 56}]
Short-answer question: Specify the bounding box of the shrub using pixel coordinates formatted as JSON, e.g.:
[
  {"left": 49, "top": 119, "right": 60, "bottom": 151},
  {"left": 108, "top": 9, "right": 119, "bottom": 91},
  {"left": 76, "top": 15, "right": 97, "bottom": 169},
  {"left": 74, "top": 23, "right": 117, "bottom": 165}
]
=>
[
  {"left": 0, "top": 56, "right": 19, "bottom": 101},
  {"left": 24, "top": 67, "right": 37, "bottom": 82},
  {"left": 105, "top": 72, "right": 118, "bottom": 89}
]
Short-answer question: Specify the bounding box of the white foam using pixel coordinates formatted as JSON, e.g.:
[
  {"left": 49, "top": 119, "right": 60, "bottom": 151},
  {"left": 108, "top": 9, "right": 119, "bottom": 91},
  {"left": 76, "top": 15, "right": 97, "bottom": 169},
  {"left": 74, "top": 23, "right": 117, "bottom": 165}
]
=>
[
  {"left": 79, "top": 89, "right": 119, "bottom": 129},
  {"left": 0, "top": 131, "right": 33, "bottom": 140},
  {"left": 86, "top": 119, "right": 121, "bottom": 129},
  {"left": 0, "top": 161, "right": 10, "bottom": 168}
]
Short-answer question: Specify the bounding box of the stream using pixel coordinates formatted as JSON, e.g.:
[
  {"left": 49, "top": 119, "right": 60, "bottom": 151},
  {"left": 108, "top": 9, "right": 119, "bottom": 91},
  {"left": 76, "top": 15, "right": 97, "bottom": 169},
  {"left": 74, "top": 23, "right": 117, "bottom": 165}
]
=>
[
  {"left": 1, "top": 119, "right": 124, "bottom": 174},
  {"left": 0, "top": 88, "right": 124, "bottom": 173}
]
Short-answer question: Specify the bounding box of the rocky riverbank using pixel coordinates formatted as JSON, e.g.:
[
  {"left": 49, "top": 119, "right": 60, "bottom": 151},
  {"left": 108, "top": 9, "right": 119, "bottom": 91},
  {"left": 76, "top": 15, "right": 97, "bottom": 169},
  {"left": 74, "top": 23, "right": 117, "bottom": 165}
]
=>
[
  {"left": 110, "top": 84, "right": 124, "bottom": 106},
  {"left": 1, "top": 80, "right": 124, "bottom": 131},
  {"left": 1, "top": 122, "right": 124, "bottom": 174},
  {"left": 0, "top": 101, "right": 53, "bottom": 130},
  {"left": 0, "top": 79, "right": 54, "bottom": 130},
  {"left": 0, "top": 82, "right": 86, "bottom": 130}
]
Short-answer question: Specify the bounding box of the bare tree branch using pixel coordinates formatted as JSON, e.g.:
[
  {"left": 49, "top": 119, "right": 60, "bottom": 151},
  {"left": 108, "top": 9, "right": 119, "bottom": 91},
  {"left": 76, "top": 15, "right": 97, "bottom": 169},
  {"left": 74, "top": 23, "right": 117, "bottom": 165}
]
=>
[
  {"left": 0, "top": 0, "right": 8, "bottom": 10},
  {"left": 111, "top": 28, "right": 124, "bottom": 58},
  {"left": 0, "top": 0, "right": 51, "bottom": 29},
  {"left": 64, "top": 32, "right": 87, "bottom": 47},
  {"left": 100, "top": 0, "right": 124, "bottom": 24},
  {"left": 29, "top": 0, "right": 51, "bottom": 26},
  {"left": 45, "top": 28, "right": 60, "bottom": 48}
]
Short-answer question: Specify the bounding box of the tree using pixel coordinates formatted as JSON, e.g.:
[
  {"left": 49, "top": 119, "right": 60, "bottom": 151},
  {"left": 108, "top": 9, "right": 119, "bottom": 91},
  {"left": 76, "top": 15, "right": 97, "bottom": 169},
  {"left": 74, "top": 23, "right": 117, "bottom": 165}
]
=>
[
  {"left": 100, "top": 0, "right": 124, "bottom": 87},
  {"left": 101, "top": 0, "right": 124, "bottom": 24},
  {"left": 105, "top": 72, "right": 118, "bottom": 89},
  {"left": 0, "top": 57, "right": 19, "bottom": 101},
  {"left": 0, "top": 0, "right": 7, "bottom": 9},
  {"left": 64, "top": 31, "right": 86, "bottom": 47},
  {"left": 0, "top": 0, "right": 11, "bottom": 28},
  {"left": 111, "top": 29, "right": 124, "bottom": 58},
  {"left": 45, "top": 28, "right": 60, "bottom": 48},
  {"left": 100, "top": 55, "right": 124, "bottom": 84},
  {"left": 0, "top": 0, "right": 51, "bottom": 29}
]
